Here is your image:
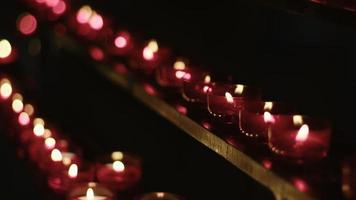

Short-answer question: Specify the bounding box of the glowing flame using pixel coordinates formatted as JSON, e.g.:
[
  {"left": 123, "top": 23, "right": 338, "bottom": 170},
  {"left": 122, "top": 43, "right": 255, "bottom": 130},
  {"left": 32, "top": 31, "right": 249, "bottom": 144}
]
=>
[
  {"left": 62, "top": 152, "right": 74, "bottom": 166},
  {"left": 0, "top": 39, "right": 12, "bottom": 59},
  {"left": 76, "top": 5, "right": 93, "bottom": 24},
  {"left": 44, "top": 129, "right": 52, "bottom": 138},
  {"left": 86, "top": 188, "right": 95, "bottom": 200},
  {"left": 45, "top": 137, "right": 56, "bottom": 150},
  {"left": 112, "top": 160, "right": 125, "bottom": 172},
  {"left": 293, "top": 115, "right": 303, "bottom": 126},
  {"left": 225, "top": 92, "right": 234, "bottom": 104},
  {"left": 264, "top": 102, "right": 273, "bottom": 111},
  {"left": 183, "top": 72, "right": 191, "bottom": 80},
  {"left": 0, "top": 79, "right": 12, "bottom": 99},
  {"left": 203, "top": 85, "right": 210, "bottom": 93},
  {"left": 295, "top": 124, "right": 309, "bottom": 142},
  {"left": 18, "top": 112, "right": 30, "bottom": 126},
  {"left": 111, "top": 151, "right": 123, "bottom": 160},
  {"left": 12, "top": 94, "right": 24, "bottom": 113},
  {"left": 234, "top": 84, "right": 244, "bottom": 95},
  {"left": 175, "top": 71, "right": 186, "bottom": 79},
  {"left": 263, "top": 111, "right": 275, "bottom": 124},
  {"left": 204, "top": 75, "right": 211, "bottom": 84},
  {"left": 173, "top": 60, "right": 186, "bottom": 70},
  {"left": 143, "top": 47, "right": 154, "bottom": 60},
  {"left": 114, "top": 36, "right": 127, "bottom": 48},
  {"left": 45, "top": 0, "right": 59, "bottom": 7},
  {"left": 89, "top": 12, "right": 103, "bottom": 30},
  {"left": 24, "top": 104, "right": 34, "bottom": 116},
  {"left": 68, "top": 164, "right": 78, "bottom": 178},
  {"left": 157, "top": 192, "right": 165, "bottom": 198},
  {"left": 147, "top": 40, "right": 158, "bottom": 53},
  {"left": 17, "top": 13, "right": 37, "bottom": 35},
  {"left": 33, "top": 120, "right": 45, "bottom": 137},
  {"left": 51, "top": 149, "right": 62, "bottom": 162},
  {"left": 52, "top": 0, "right": 66, "bottom": 15}
]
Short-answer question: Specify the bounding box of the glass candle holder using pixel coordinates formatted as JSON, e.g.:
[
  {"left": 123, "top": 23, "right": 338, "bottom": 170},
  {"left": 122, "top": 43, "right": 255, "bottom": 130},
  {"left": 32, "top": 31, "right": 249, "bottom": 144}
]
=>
[
  {"left": 238, "top": 101, "right": 295, "bottom": 141},
  {"left": 267, "top": 115, "right": 331, "bottom": 163},
  {"left": 67, "top": 182, "right": 115, "bottom": 200},
  {"left": 96, "top": 151, "right": 142, "bottom": 191},
  {"left": 48, "top": 163, "right": 95, "bottom": 194},
  {"left": 207, "top": 83, "right": 261, "bottom": 123},
  {"left": 38, "top": 147, "right": 81, "bottom": 175},
  {"left": 135, "top": 192, "right": 184, "bottom": 200},
  {"left": 182, "top": 74, "right": 212, "bottom": 104},
  {"left": 129, "top": 39, "right": 170, "bottom": 74},
  {"left": 155, "top": 59, "right": 208, "bottom": 88}
]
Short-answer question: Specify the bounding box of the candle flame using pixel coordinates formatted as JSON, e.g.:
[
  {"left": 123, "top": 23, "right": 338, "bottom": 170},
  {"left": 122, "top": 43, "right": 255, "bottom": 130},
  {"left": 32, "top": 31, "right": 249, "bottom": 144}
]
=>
[
  {"left": 293, "top": 115, "right": 303, "bottom": 126},
  {"left": 68, "top": 164, "right": 78, "bottom": 178},
  {"left": 0, "top": 39, "right": 12, "bottom": 58},
  {"left": 234, "top": 84, "right": 244, "bottom": 95},
  {"left": 45, "top": 137, "right": 56, "bottom": 150},
  {"left": 225, "top": 92, "right": 234, "bottom": 104},
  {"left": 51, "top": 149, "right": 62, "bottom": 162},
  {"left": 62, "top": 152, "right": 74, "bottom": 166},
  {"left": 18, "top": 112, "right": 30, "bottom": 126},
  {"left": 203, "top": 85, "right": 210, "bottom": 93},
  {"left": 143, "top": 46, "right": 154, "bottom": 60},
  {"left": 175, "top": 70, "right": 186, "bottom": 79},
  {"left": 264, "top": 102, "right": 273, "bottom": 111},
  {"left": 12, "top": 94, "right": 24, "bottom": 113},
  {"left": 295, "top": 124, "right": 309, "bottom": 142},
  {"left": 0, "top": 79, "right": 12, "bottom": 99},
  {"left": 263, "top": 111, "right": 275, "bottom": 124},
  {"left": 86, "top": 188, "right": 95, "bottom": 200},
  {"left": 147, "top": 40, "right": 158, "bottom": 53},
  {"left": 113, "top": 160, "right": 125, "bottom": 172},
  {"left": 76, "top": 5, "right": 93, "bottom": 24},
  {"left": 204, "top": 75, "right": 211, "bottom": 84},
  {"left": 24, "top": 104, "right": 34, "bottom": 116},
  {"left": 44, "top": 129, "right": 52, "bottom": 138},
  {"left": 111, "top": 151, "right": 123, "bottom": 160},
  {"left": 156, "top": 192, "right": 165, "bottom": 198},
  {"left": 173, "top": 60, "right": 186, "bottom": 70},
  {"left": 33, "top": 123, "right": 45, "bottom": 137}
]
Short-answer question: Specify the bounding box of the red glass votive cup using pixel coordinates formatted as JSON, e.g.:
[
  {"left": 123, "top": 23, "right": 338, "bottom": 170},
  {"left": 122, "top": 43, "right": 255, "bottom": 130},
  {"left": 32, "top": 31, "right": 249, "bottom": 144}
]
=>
[
  {"left": 67, "top": 182, "right": 115, "bottom": 200},
  {"left": 182, "top": 74, "right": 212, "bottom": 104},
  {"left": 135, "top": 192, "right": 184, "bottom": 200},
  {"left": 267, "top": 115, "right": 331, "bottom": 163},
  {"left": 96, "top": 151, "right": 142, "bottom": 192},
  {"left": 207, "top": 83, "right": 261, "bottom": 123},
  {"left": 238, "top": 101, "right": 295, "bottom": 141},
  {"left": 48, "top": 163, "right": 95, "bottom": 194}
]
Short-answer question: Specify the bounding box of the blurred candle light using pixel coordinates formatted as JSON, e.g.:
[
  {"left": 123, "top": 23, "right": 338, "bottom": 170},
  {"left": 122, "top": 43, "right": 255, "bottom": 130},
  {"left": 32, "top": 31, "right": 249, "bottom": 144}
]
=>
[
  {"left": 12, "top": 93, "right": 24, "bottom": 113},
  {"left": 0, "top": 78, "right": 12, "bottom": 99},
  {"left": 18, "top": 112, "right": 30, "bottom": 126},
  {"left": 76, "top": 5, "right": 93, "bottom": 24},
  {"left": 33, "top": 118, "right": 45, "bottom": 137},
  {"left": 45, "top": 137, "right": 56, "bottom": 150},
  {"left": 0, "top": 40, "right": 12, "bottom": 59},
  {"left": 88, "top": 12, "right": 103, "bottom": 30},
  {"left": 52, "top": 0, "right": 66, "bottom": 15},
  {"left": 17, "top": 13, "right": 37, "bottom": 35},
  {"left": 51, "top": 148, "right": 63, "bottom": 162}
]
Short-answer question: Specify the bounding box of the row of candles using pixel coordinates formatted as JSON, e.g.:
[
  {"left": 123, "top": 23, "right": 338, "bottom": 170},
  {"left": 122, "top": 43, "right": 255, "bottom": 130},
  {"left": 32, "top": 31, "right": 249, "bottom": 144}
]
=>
[
  {"left": 61, "top": 4, "right": 332, "bottom": 164},
  {"left": 1, "top": 0, "right": 355, "bottom": 198},
  {"left": 0, "top": 77, "right": 184, "bottom": 200}
]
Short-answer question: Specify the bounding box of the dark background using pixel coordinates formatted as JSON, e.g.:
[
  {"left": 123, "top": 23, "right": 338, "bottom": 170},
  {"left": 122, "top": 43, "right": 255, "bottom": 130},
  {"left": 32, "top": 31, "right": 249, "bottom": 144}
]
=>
[{"left": 0, "top": 0, "right": 355, "bottom": 199}]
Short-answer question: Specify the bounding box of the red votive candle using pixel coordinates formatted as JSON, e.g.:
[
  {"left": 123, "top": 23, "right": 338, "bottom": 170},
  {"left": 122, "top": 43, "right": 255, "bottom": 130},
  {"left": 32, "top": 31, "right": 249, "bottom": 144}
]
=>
[
  {"left": 207, "top": 83, "right": 261, "bottom": 123},
  {"left": 182, "top": 74, "right": 212, "bottom": 104},
  {"left": 267, "top": 115, "right": 331, "bottom": 163},
  {"left": 48, "top": 163, "right": 95, "bottom": 194},
  {"left": 38, "top": 147, "right": 81, "bottom": 174},
  {"left": 67, "top": 182, "right": 115, "bottom": 200},
  {"left": 135, "top": 192, "right": 184, "bottom": 200},
  {"left": 129, "top": 39, "right": 170, "bottom": 74},
  {"left": 96, "top": 151, "right": 142, "bottom": 191},
  {"left": 238, "top": 101, "right": 295, "bottom": 141},
  {"left": 155, "top": 59, "right": 201, "bottom": 87}
]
